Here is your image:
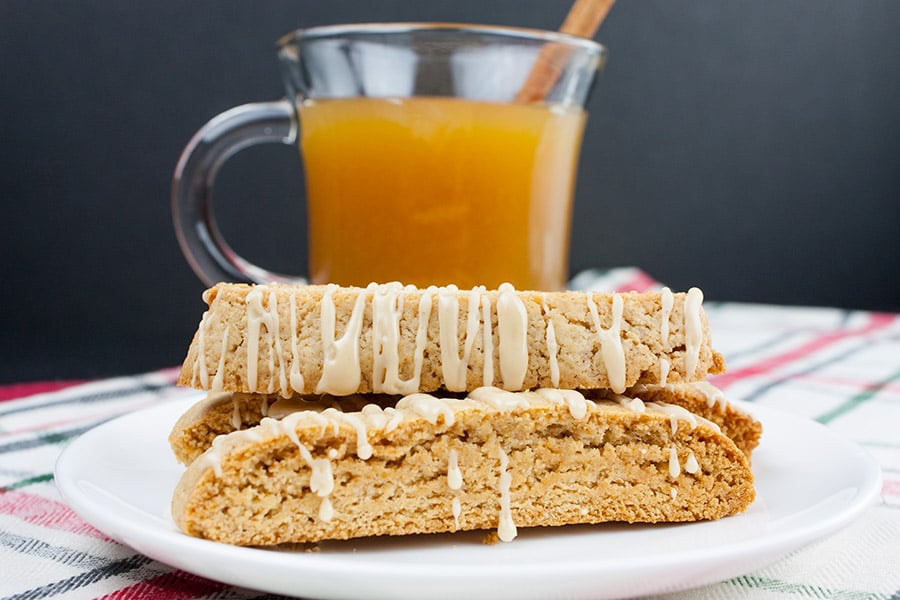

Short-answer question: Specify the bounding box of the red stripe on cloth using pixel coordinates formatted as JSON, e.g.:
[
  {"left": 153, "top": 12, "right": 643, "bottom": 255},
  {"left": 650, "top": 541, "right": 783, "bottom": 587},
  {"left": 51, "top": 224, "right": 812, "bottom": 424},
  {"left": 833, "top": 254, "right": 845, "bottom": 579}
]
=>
[
  {"left": 97, "top": 570, "right": 229, "bottom": 600},
  {"left": 0, "top": 380, "right": 87, "bottom": 402},
  {"left": 788, "top": 373, "right": 900, "bottom": 395},
  {"left": 613, "top": 270, "right": 660, "bottom": 293},
  {"left": 883, "top": 478, "right": 900, "bottom": 499},
  {"left": 711, "top": 312, "right": 898, "bottom": 390},
  {"left": 0, "top": 489, "right": 109, "bottom": 540}
]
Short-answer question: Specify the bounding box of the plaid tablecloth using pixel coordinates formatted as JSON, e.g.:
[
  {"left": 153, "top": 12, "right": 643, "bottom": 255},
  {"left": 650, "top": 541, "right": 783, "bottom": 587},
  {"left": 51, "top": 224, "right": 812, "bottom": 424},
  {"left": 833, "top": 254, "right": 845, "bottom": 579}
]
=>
[{"left": 2, "top": 269, "right": 899, "bottom": 599}]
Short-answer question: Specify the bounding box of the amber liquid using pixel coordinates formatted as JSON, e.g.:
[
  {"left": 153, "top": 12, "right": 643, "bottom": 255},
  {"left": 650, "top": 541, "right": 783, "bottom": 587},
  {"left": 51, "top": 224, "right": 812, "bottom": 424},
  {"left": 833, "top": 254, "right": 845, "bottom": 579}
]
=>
[{"left": 299, "top": 97, "right": 586, "bottom": 291}]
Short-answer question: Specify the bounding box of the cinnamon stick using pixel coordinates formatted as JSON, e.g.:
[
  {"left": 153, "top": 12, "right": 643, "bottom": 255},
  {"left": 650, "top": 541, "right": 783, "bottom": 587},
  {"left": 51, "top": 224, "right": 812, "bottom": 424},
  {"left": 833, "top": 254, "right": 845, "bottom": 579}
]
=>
[{"left": 515, "top": 0, "right": 615, "bottom": 103}]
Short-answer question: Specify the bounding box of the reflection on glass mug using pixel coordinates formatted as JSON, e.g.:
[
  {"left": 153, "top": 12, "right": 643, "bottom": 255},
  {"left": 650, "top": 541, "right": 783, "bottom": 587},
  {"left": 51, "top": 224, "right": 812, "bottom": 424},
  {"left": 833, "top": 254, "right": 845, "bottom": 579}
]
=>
[{"left": 172, "top": 23, "right": 605, "bottom": 291}]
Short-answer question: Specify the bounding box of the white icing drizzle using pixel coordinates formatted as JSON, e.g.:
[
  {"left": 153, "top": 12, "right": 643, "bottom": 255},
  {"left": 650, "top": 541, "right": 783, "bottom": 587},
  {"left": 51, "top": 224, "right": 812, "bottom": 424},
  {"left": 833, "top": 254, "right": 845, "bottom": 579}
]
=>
[
  {"left": 438, "top": 285, "right": 480, "bottom": 392},
  {"left": 671, "top": 489, "right": 678, "bottom": 500},
  {"left": 396, "top": 393, "right": 456, "bottom": 427},
  {"left": 481, "top": 294, "right": 494, "bottom": 387},
  {"left": 647, "top": 401, "right": 699, "bottom": 435},
  {"left": 684, "top": 451, "right": 700, "bottom": 474},
  {"left": 211, "top": 325, "right": 230, "bottom": 391},
  {"left": 669, "top": 446, "right": 681, "bottom": 478},
  {"left": 245, "top": 286, "right": 278, "bottom": 394},
  {"left": 279, "top": 413, "right": 336, "bottom": 522},
  {"left": 684, "top": 287, "right": 704, "bottom": 380},
  {"left": 319, "top": 497, "right": 334, "bottom": 522},
  {"left": 534, "top": 388, "right": 592, "bottom": 420},
  {"left": 195, "top": 310, "right": 209, "bottom": 388},
  {"left": 496, "top": 283, "right": 529, "bottom": 390},
  {"left": 371, "top": 282, "right": 406, "bottom": 394},
  {"left": 410, "top": 287, "right": 435, "bottom": 392},
  {"left": 198, "top": 435, "right": 227, "bottom": 477},
  {"left": 316, "top": 285, "right": 367, "bottom": 395},
  {"left": 321, "top": 408, "right": 373, "bottom": 459},
  {"left": 496, "top": 447, "right": 517, "bottom": 542},
  {"left": 289, "top": 290, "right": 304, "bottom": 393},
  {"left": 541, "top": 294, "right": 560, "bottom": 388},
  {"left": 468, "top": 386, "right": 530, "bottom": 411},
  {"left": 689, "top": 381, "right": 727, "bottom": 409},
  {"left": 586, "top": 293, "right": 626, "bottom": 394},
  {"left": 451, "top": 497, "right": 462, "bottom": 530},
  {"left": 231, "top": 397, "right": 241, "bottom": 429},
  {"left": 447, "top": 449, "right": 462, "bottom": 490},
  {"left": 645, "top": 401, "right": 721, "bottom": 434},
  {"left": 660, "top": 286, "right": 674, "bottom": 347},
  {"left": 659, "top": 358, "right": 670, "bottom": 386},
  {"left": 613, "top": 394, "right": 646, "bottom": 414}
]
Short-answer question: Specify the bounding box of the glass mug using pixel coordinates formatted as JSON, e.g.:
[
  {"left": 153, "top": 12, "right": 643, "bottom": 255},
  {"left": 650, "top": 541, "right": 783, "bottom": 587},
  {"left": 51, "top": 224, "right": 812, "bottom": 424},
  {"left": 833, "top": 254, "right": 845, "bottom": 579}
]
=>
[{"left": 172, "top": 23, "right": 605, "bottom": 291}]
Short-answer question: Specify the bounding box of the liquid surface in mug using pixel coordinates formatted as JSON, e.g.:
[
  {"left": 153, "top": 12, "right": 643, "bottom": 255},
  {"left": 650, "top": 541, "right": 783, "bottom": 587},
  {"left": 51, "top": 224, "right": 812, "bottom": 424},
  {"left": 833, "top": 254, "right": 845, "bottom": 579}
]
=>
[{"left": 299, "top": 97, "right": 586, "bottom": 291}]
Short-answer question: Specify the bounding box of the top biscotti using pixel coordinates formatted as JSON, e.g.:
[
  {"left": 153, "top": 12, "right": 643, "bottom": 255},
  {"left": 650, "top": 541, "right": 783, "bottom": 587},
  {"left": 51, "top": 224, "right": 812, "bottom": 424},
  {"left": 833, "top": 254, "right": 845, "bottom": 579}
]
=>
[{"left": 178, "top": 282, "right": 725, "bottom": 396}]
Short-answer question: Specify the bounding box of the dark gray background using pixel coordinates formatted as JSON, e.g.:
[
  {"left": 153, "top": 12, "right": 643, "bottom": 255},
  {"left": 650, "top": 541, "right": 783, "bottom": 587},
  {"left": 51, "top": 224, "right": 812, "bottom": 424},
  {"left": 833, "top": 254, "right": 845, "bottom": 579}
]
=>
[{"left": 2, "top": 1, "right": 899, "bottom": 383}]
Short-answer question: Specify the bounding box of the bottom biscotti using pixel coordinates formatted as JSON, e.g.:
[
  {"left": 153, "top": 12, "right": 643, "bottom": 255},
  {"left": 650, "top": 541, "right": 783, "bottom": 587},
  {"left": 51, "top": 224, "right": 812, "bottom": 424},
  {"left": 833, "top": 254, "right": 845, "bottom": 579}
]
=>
[{"left": 172, "top": 387, "right": 755, "bottom": 545}]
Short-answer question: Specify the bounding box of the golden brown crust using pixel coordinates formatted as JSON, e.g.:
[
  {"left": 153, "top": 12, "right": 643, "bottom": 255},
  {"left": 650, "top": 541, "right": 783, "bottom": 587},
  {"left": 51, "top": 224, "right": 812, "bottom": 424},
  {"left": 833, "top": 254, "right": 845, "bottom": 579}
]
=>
[
  {"left": 172, "top": 398, "right": 754, "bottom": 545},
  {"left": 618, "top": 383, "right": 762, "bottom": 458},
  {"left": 169, "top": 383, "right": 761, "bottom": 466},
  {"left": 177, "top": 283, "right": 725, "bottom": 395}
]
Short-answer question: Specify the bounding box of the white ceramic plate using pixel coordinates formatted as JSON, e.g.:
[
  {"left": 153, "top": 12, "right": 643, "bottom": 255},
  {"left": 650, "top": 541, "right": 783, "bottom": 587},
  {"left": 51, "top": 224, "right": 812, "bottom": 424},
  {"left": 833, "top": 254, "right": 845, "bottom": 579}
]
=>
[{"left": 56, "top": 395, "right": 881, "bottom": 600}]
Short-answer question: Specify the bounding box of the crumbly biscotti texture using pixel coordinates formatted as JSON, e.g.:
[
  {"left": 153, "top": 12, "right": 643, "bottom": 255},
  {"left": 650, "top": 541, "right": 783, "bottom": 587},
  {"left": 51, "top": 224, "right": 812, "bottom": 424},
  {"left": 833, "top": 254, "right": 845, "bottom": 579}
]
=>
[
  {"left": 172, "top": 390, "right": 755, "bottom": 545},
  {"left": 617, "top": 382, "right": 762, "bottom": 460},
  {"left": 168, "top": 382, "right": 761, "bottom": 466},
  {"left": 177, "top": 283, "right": 725, "bottom": 396}
]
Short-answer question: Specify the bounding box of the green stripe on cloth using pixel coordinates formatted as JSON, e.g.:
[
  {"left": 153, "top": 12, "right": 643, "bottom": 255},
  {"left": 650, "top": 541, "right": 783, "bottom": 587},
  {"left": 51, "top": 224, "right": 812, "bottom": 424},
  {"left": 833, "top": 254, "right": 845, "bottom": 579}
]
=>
[
  {"left": 1, "top": 473, "right": 53, "bottom": 491},
  {"left": 728, "top": 574, "right": 892, "bottom": 599},
  {"left": 816, "top": 366, "right": 900, "bottom": 425}
]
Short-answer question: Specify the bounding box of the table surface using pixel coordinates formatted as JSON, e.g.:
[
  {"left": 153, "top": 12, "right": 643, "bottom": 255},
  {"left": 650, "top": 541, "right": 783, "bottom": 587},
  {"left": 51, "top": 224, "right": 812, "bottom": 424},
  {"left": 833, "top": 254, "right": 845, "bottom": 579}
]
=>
[{"left": 2, "top": 269, "right": 899, "bottom": 600}]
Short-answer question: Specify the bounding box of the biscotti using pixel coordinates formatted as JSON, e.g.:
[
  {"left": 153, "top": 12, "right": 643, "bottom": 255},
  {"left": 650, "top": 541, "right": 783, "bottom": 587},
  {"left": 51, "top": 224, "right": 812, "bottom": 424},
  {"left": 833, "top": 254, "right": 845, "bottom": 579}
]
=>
[
  {"left": 172, "top": 387, "right": 755, "bottom": 545},
  {"left": 178, "top": 282, "right": 726, "bottom": 396},
  {"left": 169, "top": 382, "right": 761, "bottom": 466}
]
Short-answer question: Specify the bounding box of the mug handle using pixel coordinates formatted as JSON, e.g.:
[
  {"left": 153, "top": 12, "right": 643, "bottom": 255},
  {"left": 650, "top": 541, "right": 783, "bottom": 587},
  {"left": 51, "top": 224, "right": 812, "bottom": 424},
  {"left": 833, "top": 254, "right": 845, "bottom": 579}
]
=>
[{"left": 172, "top": 99, "right": 306, "bottom": 286}]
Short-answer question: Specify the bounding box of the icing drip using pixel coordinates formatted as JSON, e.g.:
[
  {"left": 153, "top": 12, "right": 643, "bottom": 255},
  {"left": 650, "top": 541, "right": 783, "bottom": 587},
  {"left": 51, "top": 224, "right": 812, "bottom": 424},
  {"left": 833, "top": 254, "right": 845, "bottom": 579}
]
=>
[
  {"left": 689, "top": 381, "right": 727, "bottom": 409},
  {"left": 316, "top": 285, "right": 367, "bottom": 395},
  {"left": 195, "top": 310, "right": 209, "bottom": 388},
  {"left": 246, "top": 287, "right": 290, "bottom": 396},
  {"left": 438, "top": 285, "right": 480, "bottom": 392},
  {"left": 613, "top": 394, "right": 646, "bottom": 414},
  {"left": 541, "top": 294, "right": 560, "bottom": 388},
  {"left": 410, "top": 287, "right": 435, "bottom": 392},
  {"left": 212, "top": 325, "right": 230, "bottom": 391},
  {"left": 371, "top": 282, "right": 407, "bottom": 394},
  {"left": 684, "top": 451, "right": 700, "bottom": 474},
  {"left": 279, "top": 413, "right": 336, "bottom": 522},
  {"left": 447, "top": 449, "right": 462, "bottom": 490},
  {"left": 322, "top": 408, "right": 373, "bottom": 459},
  {"left": 396, "top": 393, "right": 456, "bottom": 427},
  {"left": 481, "top": 294, "right": 494, "bottom": 386},
  {"left": 451, "top": 498, "right": 462, "bottom": 530},
  {"left": 534, "top": 388, "right": 591, "bottom": 420},
  {"left": 684, "top": 287, "right": 704, "bottom": 380},
  {"left": 496, "top": 447, "right": 517, "bottom": 542},
  {"left": 468, "top": 387, "right": 530, "bottom": 411},
  {"left": 647, "top": 401, "right": 699, "bottom": 434},
  {"left": 231, "top": 397, "right": 241, "bottom": 429},
  {"left": 659, "top": 358, "right": 670, "bottom": 386},
  {"left": 669, "top": 446, "right": 681, "bottom": 478},
  {"left": 199, "top": 435, "right": 227, "bottom": 478},
  {"left": 660, "top": 287, "right": 674, "bottom": 347},
  {"left": 586, "top": 293, "right": 627, "bottom": 393},
  {"left": 496, "top": 283, "right": 529, "bottom": 390}
]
